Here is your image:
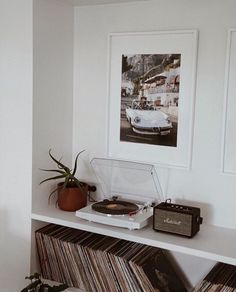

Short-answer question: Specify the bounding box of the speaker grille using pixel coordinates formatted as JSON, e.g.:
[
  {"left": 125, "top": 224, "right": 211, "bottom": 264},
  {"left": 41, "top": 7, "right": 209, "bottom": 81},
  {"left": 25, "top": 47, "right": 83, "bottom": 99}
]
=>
[{"left": 154, "top": 209, "right": 192, "bottom": 236}]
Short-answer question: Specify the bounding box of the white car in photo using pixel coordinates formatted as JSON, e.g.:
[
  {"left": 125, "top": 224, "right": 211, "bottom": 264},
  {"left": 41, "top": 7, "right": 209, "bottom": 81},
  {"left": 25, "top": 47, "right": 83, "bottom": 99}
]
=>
[{"left": 125, "top": 100, "right": 172, "bottom": 135}]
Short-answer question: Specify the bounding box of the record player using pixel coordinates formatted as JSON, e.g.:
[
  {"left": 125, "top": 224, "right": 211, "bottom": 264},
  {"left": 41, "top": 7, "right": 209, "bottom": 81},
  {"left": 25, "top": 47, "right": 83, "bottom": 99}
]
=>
[{"left": 76, "top": 158, "right": 163, "bottom": 230}]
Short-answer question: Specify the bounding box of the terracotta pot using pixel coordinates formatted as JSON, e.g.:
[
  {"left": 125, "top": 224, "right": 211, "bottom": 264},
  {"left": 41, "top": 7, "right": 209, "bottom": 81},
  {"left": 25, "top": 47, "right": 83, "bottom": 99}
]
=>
[{"left": 57, "top": 182, "right": 88, "bottom": 212}]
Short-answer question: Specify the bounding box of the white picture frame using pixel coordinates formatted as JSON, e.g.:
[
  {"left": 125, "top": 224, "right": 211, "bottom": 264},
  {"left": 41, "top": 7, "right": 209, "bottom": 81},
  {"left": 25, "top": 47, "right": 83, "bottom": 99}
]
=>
[
  {"left": 221, "top": 28, "right": 236, "bottom": 174},
  {"left": 107, "top": 30, "right": 198, "bottom": 169}
]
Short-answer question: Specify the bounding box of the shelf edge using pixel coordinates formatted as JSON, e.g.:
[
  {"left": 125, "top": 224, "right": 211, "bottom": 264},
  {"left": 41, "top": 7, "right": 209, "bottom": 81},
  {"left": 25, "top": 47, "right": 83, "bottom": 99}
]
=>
[{"left": 31, "top": 211, "right": 236, "bottom": 266}]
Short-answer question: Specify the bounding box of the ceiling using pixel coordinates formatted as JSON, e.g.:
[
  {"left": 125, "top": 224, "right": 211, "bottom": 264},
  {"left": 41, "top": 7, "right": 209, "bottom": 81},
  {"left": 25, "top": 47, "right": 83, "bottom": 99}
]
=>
[{"left": 70, "top": 0, "right": 148, "bottom": 6}]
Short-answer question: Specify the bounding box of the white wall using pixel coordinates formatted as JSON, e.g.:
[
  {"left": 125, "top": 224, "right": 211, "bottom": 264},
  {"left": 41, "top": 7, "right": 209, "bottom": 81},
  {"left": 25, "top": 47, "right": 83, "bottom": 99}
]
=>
[
  {"left": 74, "top": 0, "right": 236, "bottom": 229},
  {"left": 1, "top": 0, "right": 234, "bottom": 290},
  {"left": 33, "top": 0, "right": 74, "bottom": 210},
  {"left": 0, "top": 0, "right": 33, "bottom": 290}
]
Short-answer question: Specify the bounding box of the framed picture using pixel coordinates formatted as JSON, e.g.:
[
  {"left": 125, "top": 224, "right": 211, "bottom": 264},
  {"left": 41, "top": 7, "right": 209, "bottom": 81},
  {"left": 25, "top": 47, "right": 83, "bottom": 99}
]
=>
[
  {"left": 221, "top": 28, "right": 236, "bottom": 174},
  {"left": 107, "top": 30, "right": 198, "bottom": 169}
]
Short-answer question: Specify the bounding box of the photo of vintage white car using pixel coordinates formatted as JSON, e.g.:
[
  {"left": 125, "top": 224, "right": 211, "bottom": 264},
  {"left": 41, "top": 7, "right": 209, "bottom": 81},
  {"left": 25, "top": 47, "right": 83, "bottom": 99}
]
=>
[{"left": 125, "top": 99, "right": 172, "bottom": 135}]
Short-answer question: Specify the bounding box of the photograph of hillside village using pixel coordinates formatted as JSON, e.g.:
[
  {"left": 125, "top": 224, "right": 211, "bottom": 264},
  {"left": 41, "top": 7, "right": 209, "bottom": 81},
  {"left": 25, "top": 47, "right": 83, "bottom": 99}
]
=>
[{"left": 120, "top": 53, "right": 181, "bottom": 147}]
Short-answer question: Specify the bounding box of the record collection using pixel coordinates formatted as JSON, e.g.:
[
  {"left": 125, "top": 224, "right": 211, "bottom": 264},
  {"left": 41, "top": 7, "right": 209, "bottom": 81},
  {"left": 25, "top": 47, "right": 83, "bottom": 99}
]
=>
[
  {"left": 194, "top": 263, "right": 236, "bottom": 291},
  {"left": 35, "top": 224, "right": 187, "bottom": 292}
]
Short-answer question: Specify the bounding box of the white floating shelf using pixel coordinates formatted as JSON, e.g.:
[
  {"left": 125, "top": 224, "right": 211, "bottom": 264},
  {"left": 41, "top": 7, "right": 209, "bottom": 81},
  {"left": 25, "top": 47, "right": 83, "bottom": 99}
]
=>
[{"left": 32, "top": 205, "right": 236, "bottom": 266}]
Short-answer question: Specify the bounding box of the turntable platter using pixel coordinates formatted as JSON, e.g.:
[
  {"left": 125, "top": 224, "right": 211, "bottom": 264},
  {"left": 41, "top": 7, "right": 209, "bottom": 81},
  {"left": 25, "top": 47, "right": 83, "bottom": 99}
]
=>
[{"left": 92, "top": 200, "right": 139, "bottom": 215}]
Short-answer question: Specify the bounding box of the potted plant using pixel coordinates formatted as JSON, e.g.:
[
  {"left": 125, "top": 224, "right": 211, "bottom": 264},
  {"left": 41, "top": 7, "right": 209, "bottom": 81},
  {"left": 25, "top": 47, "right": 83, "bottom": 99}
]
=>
[
  {"left": 21, "top": 273, "right": 68, "bottom": 292},
  {"left": 40, "top": 149, "right": 88, "bottom": 212}
]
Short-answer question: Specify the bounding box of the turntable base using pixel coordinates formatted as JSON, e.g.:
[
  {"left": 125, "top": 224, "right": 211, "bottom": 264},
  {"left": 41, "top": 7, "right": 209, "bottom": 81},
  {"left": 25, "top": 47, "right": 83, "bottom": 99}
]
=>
[{"left": 76, "top": 203, "right": 153, "bottom": 230}]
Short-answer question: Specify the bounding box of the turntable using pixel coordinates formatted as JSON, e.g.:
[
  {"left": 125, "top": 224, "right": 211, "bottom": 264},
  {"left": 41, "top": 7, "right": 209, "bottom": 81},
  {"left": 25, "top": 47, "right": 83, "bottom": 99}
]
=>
[{"left": 76, "top": 158, "right": 163, "bottom": 230}]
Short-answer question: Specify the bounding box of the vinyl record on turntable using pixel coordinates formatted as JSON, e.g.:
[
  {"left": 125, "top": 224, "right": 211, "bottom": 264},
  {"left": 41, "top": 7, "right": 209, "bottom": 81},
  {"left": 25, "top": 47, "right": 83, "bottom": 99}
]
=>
[{"left": 92, "top": 200, "right": 139, "bottom": 215}]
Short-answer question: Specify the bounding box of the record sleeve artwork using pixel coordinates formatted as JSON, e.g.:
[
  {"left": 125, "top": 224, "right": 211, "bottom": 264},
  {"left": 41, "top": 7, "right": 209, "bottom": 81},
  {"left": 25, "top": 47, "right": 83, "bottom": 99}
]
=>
[{"left": 36, "top": 224, "right": 187, "bottom": 292}]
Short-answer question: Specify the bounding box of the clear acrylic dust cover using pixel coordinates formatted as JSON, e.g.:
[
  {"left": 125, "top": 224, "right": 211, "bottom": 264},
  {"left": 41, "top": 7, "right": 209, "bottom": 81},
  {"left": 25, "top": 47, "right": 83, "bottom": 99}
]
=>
[{"left": 90, "top": 157, "right": 164, "bottom": 205}]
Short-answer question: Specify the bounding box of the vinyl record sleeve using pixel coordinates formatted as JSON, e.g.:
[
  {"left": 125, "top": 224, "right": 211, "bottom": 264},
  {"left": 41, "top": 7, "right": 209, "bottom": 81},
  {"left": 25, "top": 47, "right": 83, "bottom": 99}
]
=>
[
  {"left": 35, "top": 224, "right": 59, "bottom": 279},
  {"left": 42, "top": 225, "right": 68, "bottom": 282},
  {"left": 51, "top": 228, "right": 72, "bottom": 284},
  {"left": 62, "top": 229, "right": 87, "bottom": 288},
  {"left": 193, "top": 263, "right": 236, "bottom": 291},
  {"left": 71, "top": 232, "right": 95, "bottom": 291},
  {"left": 96, "top": 238, "right": 121, "bottom": 292},
  {"left": 77, "top": 233, "right": 104, "bottom": 291},
  {"left": 130, "top": 248, "right": 187, "bottom": 292}
]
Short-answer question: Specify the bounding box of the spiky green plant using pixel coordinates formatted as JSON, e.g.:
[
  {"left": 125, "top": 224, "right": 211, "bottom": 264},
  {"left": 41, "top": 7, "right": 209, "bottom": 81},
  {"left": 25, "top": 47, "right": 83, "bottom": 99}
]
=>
[{"left": 40, "top": 149, "right": 85, "bottom": 203}]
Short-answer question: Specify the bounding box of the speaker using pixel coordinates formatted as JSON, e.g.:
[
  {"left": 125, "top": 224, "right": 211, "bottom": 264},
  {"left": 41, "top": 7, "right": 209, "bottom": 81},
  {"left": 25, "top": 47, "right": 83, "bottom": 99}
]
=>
[{"left": 153, "top": 201, "right": 203, "bottom": 238}]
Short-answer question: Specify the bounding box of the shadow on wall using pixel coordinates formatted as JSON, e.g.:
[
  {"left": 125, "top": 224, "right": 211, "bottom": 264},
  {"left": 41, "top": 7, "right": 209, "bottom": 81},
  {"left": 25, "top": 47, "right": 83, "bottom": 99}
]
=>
[
  {"left": 166, "top": 251, "right": 192, "bottom": 291},
  {"left": 0, "top": 208, "right": 30, "bottom": 291}
]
